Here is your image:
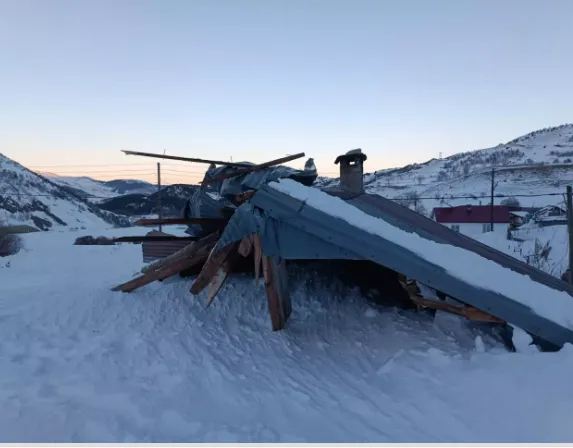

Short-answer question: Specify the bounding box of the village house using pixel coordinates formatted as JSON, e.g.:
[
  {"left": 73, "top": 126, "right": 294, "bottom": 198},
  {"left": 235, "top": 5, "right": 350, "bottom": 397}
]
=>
[
  {"left": 508, "top": 210, "right": 529, "bottom": 229},
  {"left": 431, "top": 205, "right": 510, "bottom": 236},
  {"left": 530, "top": 205, "right": 567, "bottom": 227}
]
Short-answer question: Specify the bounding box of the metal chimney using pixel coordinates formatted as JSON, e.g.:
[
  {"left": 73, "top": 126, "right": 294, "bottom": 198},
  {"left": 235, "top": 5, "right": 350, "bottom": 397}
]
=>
[{"left": 334, "top": 148, "right": 367, "bottom": 194}]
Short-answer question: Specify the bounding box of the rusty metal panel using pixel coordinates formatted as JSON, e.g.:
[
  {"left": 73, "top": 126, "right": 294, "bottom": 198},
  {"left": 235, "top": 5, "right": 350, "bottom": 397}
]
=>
[{"left": 142, "top": 240, "right": 192, "bottom": 263}]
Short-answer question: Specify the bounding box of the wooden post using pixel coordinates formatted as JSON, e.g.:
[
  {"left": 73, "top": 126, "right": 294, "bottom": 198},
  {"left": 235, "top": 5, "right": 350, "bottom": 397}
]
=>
[
  {"left": 490, "top": 167, "right": 495, "bottom": 232},
  {"left": 262, "top": 255, "right": 291, "bottom": 331},
  {"left": 157, "top": 162, "right": 162, "bottom": 232},
  {"left": 567, "top": 185, "right": 573, "bottom": 285}
]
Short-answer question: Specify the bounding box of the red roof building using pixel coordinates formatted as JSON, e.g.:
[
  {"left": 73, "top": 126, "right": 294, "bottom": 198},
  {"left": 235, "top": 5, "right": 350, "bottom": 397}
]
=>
[{"left": 432, "top": 205, "right": 510, "bottom": 224}]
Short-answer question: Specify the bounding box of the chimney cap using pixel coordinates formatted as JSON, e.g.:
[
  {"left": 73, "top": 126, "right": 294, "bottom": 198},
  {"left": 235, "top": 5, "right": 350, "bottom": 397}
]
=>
[{"left": 335, "top": 148, "right": 367, "bottom": 165}]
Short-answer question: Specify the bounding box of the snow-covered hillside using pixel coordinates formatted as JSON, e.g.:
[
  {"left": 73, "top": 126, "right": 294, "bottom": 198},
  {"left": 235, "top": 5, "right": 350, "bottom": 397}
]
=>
[
  {"left": 475, "top": 224, "right": 569, "bottom": 279},
  {"left": 1, "top": 228, "right": 573, "bottom": 442},
  {"left": 48, "top": 176, "right": 156, "bottom": 203},
  {"left": 318, "top": 124, "right": 573, "bottom": 214},
  {"left": 98, "top": 184, "right": 199, "bottom": 217},
  {"left": 0, "top": 153, "right": 130, "bottom": 230}
]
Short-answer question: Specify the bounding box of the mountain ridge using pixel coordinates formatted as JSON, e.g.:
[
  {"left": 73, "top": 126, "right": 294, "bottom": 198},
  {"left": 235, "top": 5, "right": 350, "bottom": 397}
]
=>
[
  {"left": 0, "top": 153, "right": 131, "bottom": 230},
  {"left": 316, "top": 123, "right": 573, "bottom": 213}
]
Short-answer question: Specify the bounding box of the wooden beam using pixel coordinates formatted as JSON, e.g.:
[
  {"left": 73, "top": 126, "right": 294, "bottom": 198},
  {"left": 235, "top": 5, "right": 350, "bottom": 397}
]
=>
[
  {"left": 409, "top": 296, "right": 504, "bottom": 323},
  {"left": 202, "top": 152, "right": 305, "bottom": 185},
  {"left": 141, "top": 231, "right": 220, "bottom": 274},
  {"left": 112, "top": 245, "right": 213, "bottom": 292},
  {"left": 238, "top": 234, "right": 254, "bottom": 257},
  {"left": 122, "top": 150, "right": 252, "bottom": 168},
  {"left": 398, "top": 280, "right": 504, "bottom": 323},
  {"left": 189, "top": 242, "right": 239, "bottom": 295},
  {"left": 262, "top": 255, "right": 291, "bottom": 331},
  {"left": 134, "top": 217, "right": 226, "bottom": 227},
  {"left": 112, "top": 232, "right": 219, "bottom": 292},
  {"left": 253, "top": 234, "right": 263, "bottom": 285},
  {"left": 235, "top": 191, "right": 256, "bottom": 203},
  {"left": 205, "top": 261, "right": 233, "bottom": 308}
]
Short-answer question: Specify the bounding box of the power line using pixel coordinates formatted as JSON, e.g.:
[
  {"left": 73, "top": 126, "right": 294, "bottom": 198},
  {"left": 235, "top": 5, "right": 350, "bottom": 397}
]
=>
[
  {"left": 26, "top": 162, "right": 214, "bottom": 169},
  {"left": 0, "top": 190, "right": 566, "bottom": 201},
  {"left": 39, "top": 169, "right": 160, "bottom": 174},
  {"left": 408, "top": 192, "right": 565, "bottom": 200}
]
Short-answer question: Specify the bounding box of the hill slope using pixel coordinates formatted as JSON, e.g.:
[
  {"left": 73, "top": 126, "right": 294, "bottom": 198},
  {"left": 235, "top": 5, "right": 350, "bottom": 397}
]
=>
[
  {"left": 0, "top": 153, "right": 130, "bottom": 230},
  {"left": 317, "top": 124, "right": 573, "bottom": 213},
  {"left": 48, "top": 176, "right": 157, "bottom": 202},
  {"left": 98, "top": 184, "right": 199, "bottom": 217}
]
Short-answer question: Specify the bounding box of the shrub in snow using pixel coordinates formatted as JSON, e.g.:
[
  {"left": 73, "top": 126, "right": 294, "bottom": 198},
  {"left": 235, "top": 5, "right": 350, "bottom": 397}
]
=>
[
  {"left": 436, "top": 171, "right": 448, "bottom": 182},
  {"left": 0, "top": 234, "right": 22, "bottom": 257},
  {"left": 523, "top": 238, "right": 555, "bottom": 275},
  {"left": 500, "top": 197, "right": 520, "bottom": 208},
  {"left": 74, "top": 235, "right": 115, "bottom": 246}
]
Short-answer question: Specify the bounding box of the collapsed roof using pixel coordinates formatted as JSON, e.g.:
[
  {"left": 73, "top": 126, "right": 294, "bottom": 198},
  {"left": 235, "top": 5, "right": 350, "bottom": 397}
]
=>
[
  {"left": 116, "top": 148, "right": 573, "bottom": 350},
  {"left": 205, "top": 151, "right": 573, "bottom": 349}
]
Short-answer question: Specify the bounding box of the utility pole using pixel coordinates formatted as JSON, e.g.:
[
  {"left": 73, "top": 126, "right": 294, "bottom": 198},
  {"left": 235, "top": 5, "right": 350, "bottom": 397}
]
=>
[
  {"left": 157, "top": 163, "right": 162, "bottom": 233},
  {"left": 490, "top": 167, "right": 495, "bottom": 232},
  {"left": 567, "top": 185, "right": 573, "bottom": 285}
]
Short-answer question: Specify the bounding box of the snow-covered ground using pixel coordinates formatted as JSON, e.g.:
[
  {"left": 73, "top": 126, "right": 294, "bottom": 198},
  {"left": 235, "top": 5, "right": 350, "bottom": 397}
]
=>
[
  {"left": 475, "top": 224, "right": 569, "bottom": 278},
  {"left": 1, "top": 227, "right": 573, "bottom": 442}
]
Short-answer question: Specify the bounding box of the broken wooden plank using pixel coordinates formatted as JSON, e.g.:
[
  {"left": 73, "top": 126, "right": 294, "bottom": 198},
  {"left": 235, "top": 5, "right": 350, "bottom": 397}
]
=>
[
  {"left": 409, "top": 295, "right": 504, "bottom": 323},
  {"left": 262, "top": 255, "right": 291, "bottom": 331},
  {"left": 202, "top": 152, "right": 305, "bottom": 185},
  {"left": 122, "top": 149, "right": 252, "bottom": 168},
  {"left": 235, "top": 190, "right": 256, "bottom": 203},
  {"left": 205, "top": 261, "right": 232, "bottom": 308},
  {"left": 398, "top": 280, "right": 504, "bottom": 323},
  {"left": 238, "top": 234, "right": 254, "bottom": 257},
  {"left": 253, "top": 233, "right": 263, "bottom": 285},
  {"left": 112, "top": 248, "right": 211, "bottom": 293},
  {"left": 112, "top": 232, "right": 219, "bottom": 292},
  {"left": 141, "top": 231, "right": 220, "bottom": 274},
  {"left": 189, "top": 242, "right": 239, "bottom": 295},
  {"left": 134, "top": 217, "right": 226, "bottom": 227},
  {"left": 275, "top": 256, "right": 292, "bottom": 321}
]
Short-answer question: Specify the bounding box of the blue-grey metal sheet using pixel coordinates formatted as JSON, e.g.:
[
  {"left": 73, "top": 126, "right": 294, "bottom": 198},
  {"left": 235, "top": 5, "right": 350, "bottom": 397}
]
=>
[
  {"left": 259, "top": 217, "right": 361, "bottom": 260},
  {"left": 251, "top": 184, "right": 573, "bottom": 348}
]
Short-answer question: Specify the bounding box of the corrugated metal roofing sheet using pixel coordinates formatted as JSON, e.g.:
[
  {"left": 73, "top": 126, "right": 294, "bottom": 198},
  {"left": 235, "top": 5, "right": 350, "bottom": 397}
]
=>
[{"left": 237, "top": 184, "right": 573, "bottom": 349}]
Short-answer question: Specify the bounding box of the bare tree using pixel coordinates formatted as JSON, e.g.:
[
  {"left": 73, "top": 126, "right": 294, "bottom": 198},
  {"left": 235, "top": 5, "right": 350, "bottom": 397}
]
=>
[{"left": 500, "top": 197, "right": 521, "bottom": 208}]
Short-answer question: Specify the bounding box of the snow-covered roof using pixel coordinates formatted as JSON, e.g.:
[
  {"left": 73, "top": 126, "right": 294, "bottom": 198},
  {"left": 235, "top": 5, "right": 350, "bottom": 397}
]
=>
[
  {"left": 432, "top": 205, "right": 510, "bottom": 224},
  {"left": 213, "top": 178, "right": 573, "bottom": 349}
]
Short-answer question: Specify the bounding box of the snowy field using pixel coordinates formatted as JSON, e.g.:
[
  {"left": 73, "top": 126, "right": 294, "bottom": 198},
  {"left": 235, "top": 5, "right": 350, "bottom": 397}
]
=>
[{"left": 1, "top": 227, "right": 573, "bottom": 442}]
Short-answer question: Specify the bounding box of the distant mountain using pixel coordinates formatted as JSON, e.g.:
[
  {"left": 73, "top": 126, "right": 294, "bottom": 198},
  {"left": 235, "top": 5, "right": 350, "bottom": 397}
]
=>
[
  {"left": 48, "top": 175, "right": 157, "bottom": 202},
  {"left": 98, "top": 184, "right": 199, "bottom": 217},
  {"left": 316, "top": 123, "right": 573, "bottom": 214},
  {"left": 0, "top": 153, "right": 131, "bottom": 230},
  {"left": 102, "top": 179, "right": 157, "bottom": 195}
]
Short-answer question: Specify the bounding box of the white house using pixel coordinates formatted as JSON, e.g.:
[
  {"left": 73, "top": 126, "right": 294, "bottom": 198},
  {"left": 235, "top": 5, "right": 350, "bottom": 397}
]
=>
[
  {"left": 431, "top": 205, "right": 510, "bottom": 237},
  {"left": 531, "top": 205, "right": 567, "bottom": 227}
]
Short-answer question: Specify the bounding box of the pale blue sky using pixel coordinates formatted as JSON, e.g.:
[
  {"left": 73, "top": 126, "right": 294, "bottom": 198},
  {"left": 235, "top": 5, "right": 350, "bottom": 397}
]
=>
[{"left": 1, "top": 0, "right": 572, "bottom": 183}]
